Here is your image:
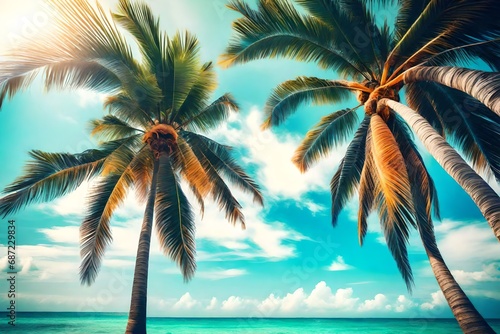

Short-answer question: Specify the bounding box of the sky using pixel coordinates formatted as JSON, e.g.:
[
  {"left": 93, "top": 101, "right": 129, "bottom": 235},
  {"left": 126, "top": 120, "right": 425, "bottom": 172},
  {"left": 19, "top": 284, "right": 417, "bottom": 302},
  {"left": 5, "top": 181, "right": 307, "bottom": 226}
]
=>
[{"left": 0, "top": 0, "right": 499, "bottom": 320}]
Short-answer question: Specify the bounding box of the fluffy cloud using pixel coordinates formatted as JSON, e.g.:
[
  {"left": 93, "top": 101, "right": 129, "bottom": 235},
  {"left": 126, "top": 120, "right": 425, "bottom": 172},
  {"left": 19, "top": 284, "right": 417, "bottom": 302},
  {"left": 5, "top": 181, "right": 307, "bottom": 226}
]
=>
[
  {"left": 212, "top": 109, "right": 346, "bottom": 200},
  {"left": 452, "top": 263, "right": 500, "bottom": 286},
  {"left": 420, "top": 290, "right": 446, "bottom": 311},
  {"left": 173, "top": 293, "right": 199, "bottom": 310},
  {"left": 155, "top": 281, "right": 442, "bottom": 317},
  {"left": 327, "top": 255, "right": 354, "bottom": 271},
  {"left": 358, "top": 294, "right": 389, "bottom": 312}
]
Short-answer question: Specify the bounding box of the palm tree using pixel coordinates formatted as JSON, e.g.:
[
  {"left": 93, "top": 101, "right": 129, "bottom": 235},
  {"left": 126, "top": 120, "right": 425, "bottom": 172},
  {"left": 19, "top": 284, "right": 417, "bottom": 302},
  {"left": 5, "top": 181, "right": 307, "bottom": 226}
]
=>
[
  {"left": 0, "top": 1, "right": 263, "bottom": 333},
  {"left": 221, "top": 0, "right": 500, "bottom": 332}
]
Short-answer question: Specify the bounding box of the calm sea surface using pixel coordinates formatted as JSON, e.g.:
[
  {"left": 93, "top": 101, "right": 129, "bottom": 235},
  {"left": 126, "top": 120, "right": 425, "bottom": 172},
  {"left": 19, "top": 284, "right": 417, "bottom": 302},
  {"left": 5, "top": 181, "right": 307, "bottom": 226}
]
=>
[{"left": 1, "top": 313, "right": 500, "bottom": 333}]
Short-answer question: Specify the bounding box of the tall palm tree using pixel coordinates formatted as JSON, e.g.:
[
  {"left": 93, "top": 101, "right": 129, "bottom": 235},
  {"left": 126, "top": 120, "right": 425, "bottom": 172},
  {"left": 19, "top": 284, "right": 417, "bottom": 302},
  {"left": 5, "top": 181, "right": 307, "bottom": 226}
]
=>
[
  {"left": 0, "top": 1, "right": 263, "bottom": 333},
  {"left": 221, "top": 0, "right": 500, "bottom": 332}
]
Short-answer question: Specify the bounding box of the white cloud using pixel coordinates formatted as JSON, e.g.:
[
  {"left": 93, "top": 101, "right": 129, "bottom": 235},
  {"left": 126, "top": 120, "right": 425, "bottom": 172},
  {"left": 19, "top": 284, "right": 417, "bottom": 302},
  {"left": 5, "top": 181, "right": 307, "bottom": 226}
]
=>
[
  {"left": 206, "top": 297, "right": 218, "bottom": 310},
  {"left": 358, "top": 294, "right": 389, "bottom": 312},
  {"left": 435, "top": 220, "right": 499, "bottom": 270},
  {"left": 420, "top": 290, "right": 446, "bottom": 311},
  {"left": 327, "top": 255, "right": 354, "bottom": 271},
  {"left": 173, "top": 293, "right": 199, "bottom": 310},
  {"left": 305, "top": 282, "right": 358, "bottom": 310},
  {"left": 197, "top": 269, "right": 247, "bottom": 280},
  {"left": 451, "top": 262, "right": 500, "bottom": 285},
  {"left": 221, "top": 296, "right": 258, "bottom": 312},
  {"left": 394, "top": 295, "right": 418, "bottom": 313},
  {"left": 212, "top": 109, "right": 346, "bottom": 200}
]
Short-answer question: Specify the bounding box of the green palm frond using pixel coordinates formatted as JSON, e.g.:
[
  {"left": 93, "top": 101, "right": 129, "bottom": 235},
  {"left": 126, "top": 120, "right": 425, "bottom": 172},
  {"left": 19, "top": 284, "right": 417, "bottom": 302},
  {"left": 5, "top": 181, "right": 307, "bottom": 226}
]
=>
[
  {"left": 264, "top": 77, "right": 354, "bottom": 129},
  {"left": 221, "top": 0, "right": 367, "bottom": 78},
  {"left": 113, "top": 0, "right": 163, "bottom": 72},
  {"left": 293, "top": 108, "right": 360, "bottom": 172},
  {"left": 182, "top": 131, "right": 246, "bottom": 226},
  {"left": 43, "top": 60, "right": 121, "bottom": 93},
  {"left": 155, "top": 154, "right": 196, "bottom": 281},
  {"left": 173, "top": 62, "right": 218, "bottom": 127},
  {"left": 104, "top": 93, "right": 154, "bottom": 127},
  {"left": 0, "top": 142, "right": 129, "bottom": 218},
  {"left": 295, "top": 0, "right": 378, "bottom": 78},
  {"left": 184, "top": 131, "right": 263, "bottom": 206},
  {"left": 160, "top": 31, "right": 201, "bottom": 121},
  {"left": 331, "top": 116, "right": 370, "bottom": 227},
  {"left": 80, "top": 170, "right": 134, "bottom": 285},
  {"left": 181, "top": 93, "right": 239, "bottom": 132},
  {"left": 90, "top": 115, "right": 143, "bottom": 141},
  {"left": 388, "top": 1, "right": 500, "bottom": 71}
]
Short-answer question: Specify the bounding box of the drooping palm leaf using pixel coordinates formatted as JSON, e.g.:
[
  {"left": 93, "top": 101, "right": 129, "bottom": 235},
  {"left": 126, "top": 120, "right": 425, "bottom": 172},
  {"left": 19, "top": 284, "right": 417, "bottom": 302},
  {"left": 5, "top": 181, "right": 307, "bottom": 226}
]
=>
[
  {"left": 422, "top": 83, "right": 500, "bottom": 182},
  {"left": 370, "top": 114, "right": 415, "bottom": 290},
  {"left": 181, "top": 131, "right": 246, "bottom": 226},
  {"left": 221, "top": 0, "right": 368, "bottom": 78},
  {"left": 293, "top": 108, "right": 359, "bottom": 172},
  {"left": 0, "top": 136, "right": 136, "bottom": 217},
  {"left": 331, "top": 116, "right": 370, "bottom": 226},
  {"left": 155, "top": 154, "right": 196, "bottom": 281},
  {"left": 264, "top": 77, "right": 354, "bottom": 128},
  {"left": 182, "top": 130, "right": 264, "bottom": 207}
]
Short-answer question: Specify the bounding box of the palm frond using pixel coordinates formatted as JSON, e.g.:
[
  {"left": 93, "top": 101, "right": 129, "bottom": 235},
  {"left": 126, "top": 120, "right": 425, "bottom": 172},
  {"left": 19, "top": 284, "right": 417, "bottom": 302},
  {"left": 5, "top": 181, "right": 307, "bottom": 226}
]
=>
[
  {"left": 331, "top": 116, "right": 370, "bottom": 226},
  {"left": 104, "top": 93, "right": 154, "bottom": 127},
  {"left": 422, "top": 83, "right": 500, "bottom": 182},
  {"left": 293, "top": 108, "right": 359, "bottom": 172},
  {"left": 173, "top": 62, "right": 218, "bottom": 127},
  {"left": 403, "top": 66, "right": 500, "bottom": 119},
  {"left": 80, "top": 151, "right": 136, "bottom": 285},
  {"left": 181, "top": 131, "right": 245, "bottom": 227},
  {"left": 221, "top": 0, "right": 367, "bottom": 79},
  {"left": 173, "top": 136, "right": 212, "bottom": 198},
  {"left": 155, "top": 154, "right": 196, "bottom": 281},
  {"left": 370, "top": 114, "right": 415, "bottom": 290},
  {"left": 263, "top": 77, "right": 353, "bottom": 129},
  {"left": 0, "top": 145, "right": 121, "bottom": 218},
  {"left": 113, "top": 0, "right": 163, "bottom": 73},
  {"left": 183, "top": 131, "right": 263, "bottom": 206},
  {"left": 159, "top": 31, "right": 200, "bottom": 121},
  {"left": 296, "top": 0, "right": 379, "bottom": 78},
  {"left": 90, "top": 115, "right": 143, "bottom": 141},
  {"left": 130, "top": 146, "right": 154, "bottom": 204},
  {"left": 405, "top": 82, "right": 445, "bottom": 137},
  {"left": 179, "top": 93, "right": 239, "bottom": 132}
]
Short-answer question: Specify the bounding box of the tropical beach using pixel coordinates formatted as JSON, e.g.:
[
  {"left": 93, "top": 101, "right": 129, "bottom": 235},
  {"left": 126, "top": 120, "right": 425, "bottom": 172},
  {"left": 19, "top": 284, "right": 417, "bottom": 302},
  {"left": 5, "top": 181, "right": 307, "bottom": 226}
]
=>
[{"left": 0, "top": 0, "right": 499, "bottom": 333}]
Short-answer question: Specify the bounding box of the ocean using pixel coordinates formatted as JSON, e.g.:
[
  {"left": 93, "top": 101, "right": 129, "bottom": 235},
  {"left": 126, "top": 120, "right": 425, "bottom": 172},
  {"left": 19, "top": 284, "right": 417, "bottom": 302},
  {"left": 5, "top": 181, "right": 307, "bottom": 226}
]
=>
[{"left": 1, "top": 313, "right": 500, "bottom": 333}]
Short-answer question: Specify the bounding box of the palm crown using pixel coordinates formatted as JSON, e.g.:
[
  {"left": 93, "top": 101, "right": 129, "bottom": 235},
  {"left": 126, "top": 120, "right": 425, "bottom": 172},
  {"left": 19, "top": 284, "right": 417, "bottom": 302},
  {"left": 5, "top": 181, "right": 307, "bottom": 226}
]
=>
[
  {"left": 0, "top": 0, "right": 263, "bottom": 290},
  {"left": 221, "top": 0, "right": 500, "bottom": 289}
]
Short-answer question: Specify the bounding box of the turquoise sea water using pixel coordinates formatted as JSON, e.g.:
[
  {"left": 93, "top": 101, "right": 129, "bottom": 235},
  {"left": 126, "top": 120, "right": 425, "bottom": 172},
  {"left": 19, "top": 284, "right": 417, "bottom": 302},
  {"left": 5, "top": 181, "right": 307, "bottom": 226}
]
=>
[{"left": 1, "top": 313, "right": 500, "bottom": 333}]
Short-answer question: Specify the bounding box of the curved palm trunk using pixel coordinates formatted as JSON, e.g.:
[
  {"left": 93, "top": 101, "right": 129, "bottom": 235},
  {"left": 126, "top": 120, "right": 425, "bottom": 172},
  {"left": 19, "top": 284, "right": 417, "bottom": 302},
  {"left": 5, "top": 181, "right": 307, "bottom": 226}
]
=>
[
  {"left": 420, "top": 230, "right": 495, "bottom": 333},
  {"left": 125, "top": 159, "right": 160, "bottom": 334},
  {"left": 381, "top": 99, "right": 500, "bottom": 242},
  {"left": 403, "top": 66, "right": 500, "bottom": 117}
]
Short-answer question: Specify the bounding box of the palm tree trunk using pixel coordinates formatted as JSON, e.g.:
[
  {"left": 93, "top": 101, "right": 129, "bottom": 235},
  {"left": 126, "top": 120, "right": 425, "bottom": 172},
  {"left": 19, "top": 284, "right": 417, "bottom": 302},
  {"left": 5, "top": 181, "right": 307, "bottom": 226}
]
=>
[
  {"left": 125, "top": 159, "right": 160, "bottom": 334},
  {"left": 381, "top": 99, "right": 500, "bottom": 242},
  {"left": 403, "top": 66, "right": 500, "bottom": 117},
  {"left": 419, "top": 228, "right": 495, "bottom": 333}
]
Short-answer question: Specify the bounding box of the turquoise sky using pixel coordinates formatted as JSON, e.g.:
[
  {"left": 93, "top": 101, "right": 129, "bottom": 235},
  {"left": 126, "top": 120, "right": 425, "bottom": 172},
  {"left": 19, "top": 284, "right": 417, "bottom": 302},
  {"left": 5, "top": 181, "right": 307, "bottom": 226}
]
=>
[{"left": 0, "top": 0, "right": 499, "bottom": 319}]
